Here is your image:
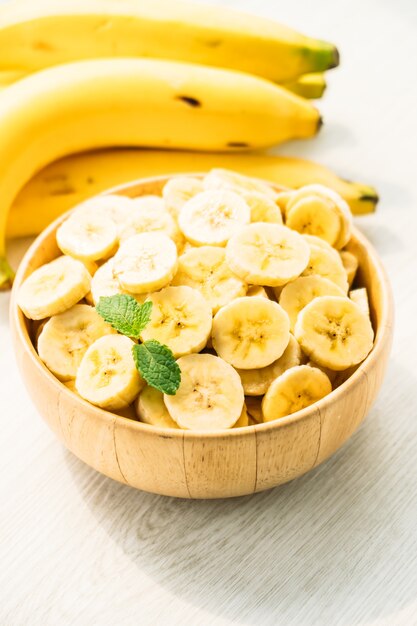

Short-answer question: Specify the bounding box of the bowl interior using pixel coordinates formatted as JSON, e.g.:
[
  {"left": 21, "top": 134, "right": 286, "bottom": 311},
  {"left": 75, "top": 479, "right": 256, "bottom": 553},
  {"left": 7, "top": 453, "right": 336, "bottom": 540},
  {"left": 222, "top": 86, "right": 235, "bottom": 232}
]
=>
[{"left": 12, "top": 174, "right": 393, "bottom": 438}]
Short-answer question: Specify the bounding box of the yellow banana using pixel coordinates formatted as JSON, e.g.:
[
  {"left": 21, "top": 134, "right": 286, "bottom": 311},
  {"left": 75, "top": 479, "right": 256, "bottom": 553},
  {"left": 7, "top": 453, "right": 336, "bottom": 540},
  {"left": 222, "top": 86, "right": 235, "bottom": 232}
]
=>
[
  {"left": 0, "top": 57, "right": 320, "bottom": 288},
  {"left": 0, "top": 70, "right": 327, "bottom": 100},
  {"left": 283, "top": 73, "right": 327, "bottom": 99},
  {"left": 0, "top": 70, "right": 27, "bottom": 86},
  {"left": 0, "top": 0, "right": 338, "bottom": 83},
  {"left": 7, "top": 149, "right": 378, "bottom": 242}
]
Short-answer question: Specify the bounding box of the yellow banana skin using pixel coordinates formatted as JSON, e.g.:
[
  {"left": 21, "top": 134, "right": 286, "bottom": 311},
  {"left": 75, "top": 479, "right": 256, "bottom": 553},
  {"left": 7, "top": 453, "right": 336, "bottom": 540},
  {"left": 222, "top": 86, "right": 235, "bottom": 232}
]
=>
[
  {"left": 0, "top": 70, "right": 27, "bottom": 86},
  {"left": 0, "top": 57, "right": 320, "bottom": 287},
  {"left": 0, "top": 69, "right": 327, "bottom": 100},
  {"left": 0, "top": 0, "right": 338, "bottom": 83},
  {"left": 7, "top": 149, "right": 378, "bottom": 241},
  {"left": 284, "top": 73, "right": 327, "bottom": 99}
]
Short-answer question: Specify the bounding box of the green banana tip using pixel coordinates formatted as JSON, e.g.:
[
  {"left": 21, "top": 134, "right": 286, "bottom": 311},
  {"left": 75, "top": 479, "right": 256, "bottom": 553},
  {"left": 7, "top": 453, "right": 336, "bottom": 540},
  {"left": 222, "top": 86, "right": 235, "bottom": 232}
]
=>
[
  {"left": 0, "top": 257, "right": 15, "bottom": 290},
  {"left": 329, "top": 45, "right": 340, "bottom": 69},
  {"left": 360, "top": 190, "right": 379, "bottom": 205},
  {"left": 304, "top": 40, "right": 340, "bottom": 72},
  {"left": 343, "top": 179, "right": 380, "bottom": 203}
]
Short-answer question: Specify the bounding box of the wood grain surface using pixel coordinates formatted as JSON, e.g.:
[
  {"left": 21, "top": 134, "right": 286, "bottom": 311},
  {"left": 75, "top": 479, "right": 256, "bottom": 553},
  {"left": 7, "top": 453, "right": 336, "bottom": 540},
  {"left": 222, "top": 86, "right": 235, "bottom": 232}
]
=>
[{"left": 1, "top": 0, "right": 417, "bottom": 624}]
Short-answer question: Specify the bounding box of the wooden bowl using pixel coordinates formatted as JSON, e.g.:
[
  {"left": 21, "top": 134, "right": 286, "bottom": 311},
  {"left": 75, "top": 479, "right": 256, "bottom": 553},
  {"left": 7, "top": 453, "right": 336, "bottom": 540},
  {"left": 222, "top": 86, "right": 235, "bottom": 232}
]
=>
[{"left": 10, "top": 175, "right": 393, "bottom": 499}]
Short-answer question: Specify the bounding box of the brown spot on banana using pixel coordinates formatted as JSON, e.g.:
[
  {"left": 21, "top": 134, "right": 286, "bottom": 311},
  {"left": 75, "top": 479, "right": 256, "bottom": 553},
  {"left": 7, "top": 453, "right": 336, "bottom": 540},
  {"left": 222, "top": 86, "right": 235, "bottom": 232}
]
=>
[
  {"left": 175, "top": 95, "right": 202, "bottom": 108},
  {"left": 205, "top": 39, "right": 222, "bottom": 48},
  {"left": 226, "top": 142, "right": 250, "bottom": 149}
]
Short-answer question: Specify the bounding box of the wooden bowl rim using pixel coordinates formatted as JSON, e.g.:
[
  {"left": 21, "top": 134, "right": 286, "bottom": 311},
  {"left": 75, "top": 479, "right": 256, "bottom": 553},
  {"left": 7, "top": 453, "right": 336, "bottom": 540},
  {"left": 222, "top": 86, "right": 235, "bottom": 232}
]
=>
[{"left": 11, "top": 173, "right": 394, "bottom": 440}]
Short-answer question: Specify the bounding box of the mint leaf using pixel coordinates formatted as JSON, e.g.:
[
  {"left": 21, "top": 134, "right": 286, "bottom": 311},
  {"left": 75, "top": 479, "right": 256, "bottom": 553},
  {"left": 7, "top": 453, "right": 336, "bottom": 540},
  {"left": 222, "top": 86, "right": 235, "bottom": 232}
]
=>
[
  {"left": 96, "top": 295, "right": 152, "bottom": 339},
  {"left": 132, "top": 340, "right": 181, "bottom": 395},
  {"left": 96, "top": 295, "right": 180, "bottom": 395}
]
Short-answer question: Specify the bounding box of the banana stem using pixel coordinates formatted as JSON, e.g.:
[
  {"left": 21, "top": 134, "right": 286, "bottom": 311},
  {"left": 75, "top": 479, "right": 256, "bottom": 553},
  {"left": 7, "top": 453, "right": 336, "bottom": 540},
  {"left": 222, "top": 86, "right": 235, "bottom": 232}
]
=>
[{"left": 0, "top": 256, "right": 15, "bottom": 289}]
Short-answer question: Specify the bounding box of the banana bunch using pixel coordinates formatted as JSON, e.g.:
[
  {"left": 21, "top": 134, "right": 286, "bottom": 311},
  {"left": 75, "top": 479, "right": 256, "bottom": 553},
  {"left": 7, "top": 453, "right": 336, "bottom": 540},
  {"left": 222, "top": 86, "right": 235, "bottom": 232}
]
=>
[
  {"left": 17, "top": 170, "right": 375, "bottom": 428},
  {"left": 0, "top": 0, "right": 342, "bottom": 287},
  {"left": 0, "top": 55, "right": 323, "bottom": 287},
  {"left": 0, "top": 0, "right": 378, "bottom": 289}
]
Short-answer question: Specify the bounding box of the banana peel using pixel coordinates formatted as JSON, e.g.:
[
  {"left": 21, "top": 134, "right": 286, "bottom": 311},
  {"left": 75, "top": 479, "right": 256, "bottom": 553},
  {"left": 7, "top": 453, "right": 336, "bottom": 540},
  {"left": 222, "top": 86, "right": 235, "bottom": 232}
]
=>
[{"left": 7, "top": 149, "right": 378, "bottom": 241}]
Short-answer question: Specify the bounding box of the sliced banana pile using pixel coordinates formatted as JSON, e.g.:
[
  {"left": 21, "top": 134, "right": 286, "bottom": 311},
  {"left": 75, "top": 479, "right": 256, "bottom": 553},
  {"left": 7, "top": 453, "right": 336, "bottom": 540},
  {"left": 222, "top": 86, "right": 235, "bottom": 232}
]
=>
[{"left": 17, "top": 169, "right": 375, "bottom": 430}]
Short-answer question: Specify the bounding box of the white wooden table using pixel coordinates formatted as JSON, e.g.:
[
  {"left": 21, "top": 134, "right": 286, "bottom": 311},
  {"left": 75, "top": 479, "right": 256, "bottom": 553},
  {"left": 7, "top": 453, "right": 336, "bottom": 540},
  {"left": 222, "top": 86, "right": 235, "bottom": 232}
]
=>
[{"left": 1, "top": 1, "right": 416, "bottom": 624}]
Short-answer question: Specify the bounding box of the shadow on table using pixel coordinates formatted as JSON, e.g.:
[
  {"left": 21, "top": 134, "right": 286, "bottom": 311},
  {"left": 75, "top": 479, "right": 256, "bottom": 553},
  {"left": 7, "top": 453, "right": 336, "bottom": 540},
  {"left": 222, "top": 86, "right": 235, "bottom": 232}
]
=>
[{"left": 64, "top": 359, "right": 416, "bottom": 626}]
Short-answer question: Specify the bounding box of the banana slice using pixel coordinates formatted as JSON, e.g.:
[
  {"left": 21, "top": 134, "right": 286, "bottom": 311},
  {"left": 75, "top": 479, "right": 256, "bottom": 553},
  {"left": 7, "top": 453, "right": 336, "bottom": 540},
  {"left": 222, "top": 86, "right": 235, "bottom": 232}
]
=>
[
  {"left": 279, "top": 275, "right": 345, "bottom": 331},
  {"left": 135, "top": 385, "right": 179, "bottom": 429},
  {"left": 90, "top": 259, "right": 122, "bottom": 305},
  {"left": 90, "top": 259, "right": 147, "bottom": 306},
  {"left": 140, "top": 286, "right": 212, "bottom": 358},
  {"left": 275, "top": 190, "right": 294, "bottom": 214},
  {"left": 234, "top": 405, "right": 249, "bottom": 428},
  {"left": 178, "top": 190, "right": 250, "bottom": 246},
  {"left": 245, "top": 396, "right": 263, "bottom": 423},
  {"left": 130, "top": 195, "right": 165, "bottom": 211},
  {"left": 181, "top": 242, "right": 197, "bottom": 254},
  {"left": 75, "top": 334, "right": 144, "bottom": 410},
  {"left": 302, "top": 244, "right": 349, "bottom": 292},
  {"left": 247, "top": 285, "right": 269, "bottom": 298},
  {"left": 244, "top": 191, "right": 283, "bottom": 224},
  {"left": 236, "top": 334, "right": 301, "bottom": 395},
  {"left": 204, "top": 168, "right": 278, "bottom": 201},
  {"left": 171, "top": 246, "right": 247, "bottom": 313},
  {"left": 295, "top": 295, "right": 374, "bottom": 371},
  {"left": 286, "top": 184, "right": 352, "bottom": 249},
  {"left": 37, "top": 304, "right": 116, "bottom": 381},
  {"left": 72, "top": 194, "right": 132, "bottom": 231},
  {"left": 349, "top": 287, "right": 370, "bottom": 317},
  {"left": 286, "top": 195, "right": 341, "bottom": 245},
  {"left": 306, "top": 360, "right": 338, "bottom": 384},
  {"left": 321, "top": 188, "right": 353, "bottom": 249},
  {"left": 113, "top": 232, "right": 178, "bottom": 294},
  {"left": 118, "top": 200, "right": 182, "bottom": 248},
  {"left": 226, "top": 223, "right": 310, "bottom": 287},
  {"left": 319, "top": 186, "right": 352, "bottom": 246},
  {"left": 302, "top": 234, "right": 340, "bottom": 260},
  {"left": 56, "top": 211, "right": 118, "bottom": 262},
  {"left": 70, "top": 380, "right": 138, "bottom": 414},
  {"left": 164, "top": 353, "right": 244, "bottom": 430},
  {"left": 262, "top": 365, "right": 332, "bottom": 422},
  {"left": 341, "top": 251, "right": 359, "bottom": 287},
  {"left": 212, "top": 296, "right": 290, "bottom": 369},
  {"left": 162, "top": 176, "right": 204, "bottom": 217},
  {"left": 17, "top": 255, "right": 91, "bottom": 320},
  {"left": 79, "top": 259, "right": 98, "bottom": 276}
]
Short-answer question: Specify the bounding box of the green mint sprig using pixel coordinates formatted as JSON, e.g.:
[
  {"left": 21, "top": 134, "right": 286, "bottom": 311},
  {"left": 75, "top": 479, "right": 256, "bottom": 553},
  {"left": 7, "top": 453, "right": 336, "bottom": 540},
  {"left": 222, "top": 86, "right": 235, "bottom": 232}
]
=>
[
  {"left": 96, "top": 294, "right": 152, "bottom": 339},
  {"left": 132, "top": 340, "right": 180, "bottom": 396},
  {"left": 96, "top": 294, "right": 180, "bottom": 395}
]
